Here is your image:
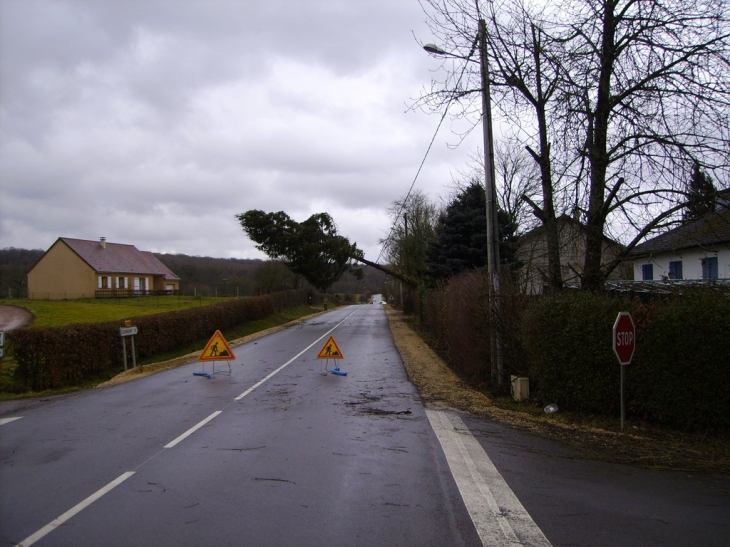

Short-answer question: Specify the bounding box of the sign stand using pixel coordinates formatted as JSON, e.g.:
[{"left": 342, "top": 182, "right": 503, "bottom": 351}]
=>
[
  {"left": 316, "top": 336, "right": 347, "bottom": 376},
  {"left": 613, "top": 311, "right": 636, "bottom": 431},
  {"left": 196, "top": 330, "right": 235, "bottom": 379},
  {"left": 119, "top": 325, "right": 139, "bottom": 371}
]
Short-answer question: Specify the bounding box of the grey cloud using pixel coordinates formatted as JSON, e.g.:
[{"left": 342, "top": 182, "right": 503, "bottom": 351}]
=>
[{"left": 1, "top": 0, "right": 481, "bottom": 260}]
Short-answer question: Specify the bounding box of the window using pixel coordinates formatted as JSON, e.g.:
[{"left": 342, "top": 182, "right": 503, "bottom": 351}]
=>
[
  {"left": 642, "top": 264, "right": 654, "bottom": 281},
  {"left": 668, "top": 261, "right": 683, "bottom": 280},
  {"left": 702, "top": 256, "right": 718, "bottom": 279},
  {"left": 98, "top": 276, "right": 109, "bottom": 289},
  {"left": 118, "top": 277, "right": 127, "bottom": 289}
]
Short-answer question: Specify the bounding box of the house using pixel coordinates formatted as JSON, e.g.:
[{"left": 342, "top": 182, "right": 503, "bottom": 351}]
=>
[
  {"left": 27, "top": 237, "right": 180, "bottom": 300},
  {"left": 515, "top": 215, "right": 632, "bottom": 294},
  {"left": 628, "top": 192, "right": 730, "bottom": 281}
]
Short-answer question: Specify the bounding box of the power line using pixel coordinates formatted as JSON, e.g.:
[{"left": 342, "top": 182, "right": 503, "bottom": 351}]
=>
[{"left": 376, "top": 51, "right": 475, "bottom": 265}]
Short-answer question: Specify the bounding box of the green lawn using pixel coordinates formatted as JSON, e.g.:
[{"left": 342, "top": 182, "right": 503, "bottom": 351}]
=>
[{"left": 0, "top": 295, "right": 236, "bottom": 328}]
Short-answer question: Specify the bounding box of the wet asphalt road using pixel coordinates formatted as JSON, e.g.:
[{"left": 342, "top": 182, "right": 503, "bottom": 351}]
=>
[
  {"left": 1, "top": 304, "right": 728, "bottom": 546},
  {"left": 0, "top": 306, "right": 479, "bottom": 546}
]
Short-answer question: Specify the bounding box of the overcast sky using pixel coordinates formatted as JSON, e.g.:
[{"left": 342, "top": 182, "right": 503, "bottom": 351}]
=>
[{"left": 0, "top": 0, "right": 484, "bottom": 261}]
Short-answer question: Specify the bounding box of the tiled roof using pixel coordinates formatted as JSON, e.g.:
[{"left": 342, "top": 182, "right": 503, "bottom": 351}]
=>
[
  {"left": 59, "top": 238, "right": 180, "bottom": 280},
  {"left": 628, "top": 202, "right": 730, "bottom": 258}
]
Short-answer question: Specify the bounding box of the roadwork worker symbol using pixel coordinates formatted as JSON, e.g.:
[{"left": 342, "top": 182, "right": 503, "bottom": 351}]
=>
[
  {"left": 316, "top": 336, "right": 344, "bottom": 359},
  {"left": 199, "top": 330, "right": 235, "bottom": 361}
]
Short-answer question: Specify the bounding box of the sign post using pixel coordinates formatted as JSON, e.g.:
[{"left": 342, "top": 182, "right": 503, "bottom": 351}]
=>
[
  {"left": 612, "top": 311, "right": 636, "bottom": 431},
  {"left": 119, "top": 324, "right": 138, "bottom": 371},
  {"left": 316, "top": 336, "right": 346, "bottom": 376},
  {"left": 195, "top": 330, "right": 235, "bottom": 378}
]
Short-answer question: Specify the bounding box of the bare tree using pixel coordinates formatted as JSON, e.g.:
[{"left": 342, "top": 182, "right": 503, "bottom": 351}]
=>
[
  {"left": 457, "top": 139, "right": 541, "bottom": 234},
  {"left": 379, "top": 189, "right": 440, "bottom": 283},
  {"left": 417, "top": 0, "right": 569, "bottom": 290},
  {"left": 416, "top": 0, "right": 730, "bottom": 290},
  {"left": 556, "top": 0, "right": 730, "bottom": 289}
]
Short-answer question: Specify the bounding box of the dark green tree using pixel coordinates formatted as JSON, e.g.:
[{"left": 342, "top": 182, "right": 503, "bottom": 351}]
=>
[
  {"left": 426, "top": 182, "right": 518, "bottom": 284},
  {"left": 237, "top": 210, "right": 363, "bottom": 292},
  {"left": 685, "top": 162, "right": 717, "bottom": 220}
]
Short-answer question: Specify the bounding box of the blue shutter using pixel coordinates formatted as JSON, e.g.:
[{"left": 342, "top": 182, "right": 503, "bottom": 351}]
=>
[
  {"left": 702, "top": 257, "right": 718, "bottom": 279},
  {"left": 669, "top": 261, "right": 683, "bottom": 280},
  {"left": 642, "top": 264, "right": 654, "bottom": 281}
]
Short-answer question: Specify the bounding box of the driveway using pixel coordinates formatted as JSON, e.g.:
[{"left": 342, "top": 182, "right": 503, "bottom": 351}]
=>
[{"left": 0, "top": 305, "right": 34, "bottom": 331}]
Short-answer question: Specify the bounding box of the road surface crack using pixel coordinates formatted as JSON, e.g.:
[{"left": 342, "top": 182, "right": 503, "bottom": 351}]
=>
[{"left": 254, "top": 477, "right": 297, "bottom": 484}]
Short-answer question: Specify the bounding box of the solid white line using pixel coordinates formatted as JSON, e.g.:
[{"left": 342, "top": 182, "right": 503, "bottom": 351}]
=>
[
  {"left": 0, "top": 416, "right": 22, "bottom": 426},
  {"left": 234, "top": 306, "right": 363, "bottom": 401},
  {"left": 15, "top": 471, "right": 135, "bottom": 547},
  {"left": 164, "top": 410, "right": 222, "bottom": 448},
  {"left": 426, "top": 409, "right": 552, "bottom": 547}
]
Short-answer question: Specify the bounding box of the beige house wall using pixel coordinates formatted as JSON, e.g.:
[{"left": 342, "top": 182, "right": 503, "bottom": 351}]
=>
[
  {"left": 516, "top": 221, "right": 632, "bottom": 294},
  {"left": 27, "top": 241, "right": 96, "bottom": 299}
]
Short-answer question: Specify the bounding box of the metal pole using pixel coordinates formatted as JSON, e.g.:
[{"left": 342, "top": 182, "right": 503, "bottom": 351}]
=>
[
  {"left": 478, "top": 18, "right": 504, "bottom": 385},
  {"left": 121, "top": 336, "right": 127, "bottom": 371},
  {"left": 130, "top": 336, "right": 137, "bottom": 369},
  {"left": 620, "top": 365, "right": 625, "bottom": 431}
]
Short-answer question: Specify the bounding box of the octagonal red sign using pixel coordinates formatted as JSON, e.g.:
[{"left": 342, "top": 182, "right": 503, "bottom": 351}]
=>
[{"left": 613, "top": 311, "right": 636, "bottom": 365}]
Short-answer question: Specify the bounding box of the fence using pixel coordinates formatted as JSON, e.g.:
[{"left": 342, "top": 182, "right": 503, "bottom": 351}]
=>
[{"left": 95, "top": 289, "right": 181, "bottom": 298}]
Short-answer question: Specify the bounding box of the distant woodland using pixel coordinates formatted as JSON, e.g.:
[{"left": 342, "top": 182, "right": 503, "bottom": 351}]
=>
[{"left": 0, "top": 247, "right": 388, "bottom": 300}]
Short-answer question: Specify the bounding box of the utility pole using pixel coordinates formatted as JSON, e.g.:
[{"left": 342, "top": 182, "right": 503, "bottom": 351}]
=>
[
  {"left": 478, "top": 18, "right": 504, "bottom": 385},
  {"left": 423, "top": 19, "right": 505, "bottom": 385},
  {"left": 402, "top": 213, "right": 408, "bottom": 309}
]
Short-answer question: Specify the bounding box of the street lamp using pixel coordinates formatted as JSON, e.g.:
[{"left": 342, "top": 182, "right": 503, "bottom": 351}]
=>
[{"left": 424, "top": 19, "right": 504, "bottom": 385}]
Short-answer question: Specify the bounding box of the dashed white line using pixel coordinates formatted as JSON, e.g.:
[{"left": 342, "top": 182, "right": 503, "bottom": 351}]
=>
[
  {"left": 426, "top": 409, "right": 552, "bottom": 547},
  {"left": 15, "top": 471, "right": 136, "bottom": 547},
  {"left": 164, "top": 410, "right": 223, "bottom": 448},
  {"left": 234, "top": 306, "right": 364, "bottom": 401},
  {"left": 14, "top": 306, "right": 367, "bottom": 546}
]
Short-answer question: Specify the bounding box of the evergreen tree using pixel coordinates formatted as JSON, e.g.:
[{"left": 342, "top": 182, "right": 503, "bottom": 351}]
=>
[
  {"left": 426, "top": 182, "right": 517, "bottom": 284},
  {"left": 685, "top": 162, "right": 717, "bottom": 220}
]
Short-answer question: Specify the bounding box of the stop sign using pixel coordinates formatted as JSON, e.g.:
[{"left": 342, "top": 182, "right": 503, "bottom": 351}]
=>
[{"left": 613, "top": 311, "right": 635, "bottom": 365}]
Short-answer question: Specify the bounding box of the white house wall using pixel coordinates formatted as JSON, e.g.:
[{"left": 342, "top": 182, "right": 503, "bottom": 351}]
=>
[{"left": 633, "top": 247, "right": 730, "bottom": 280}]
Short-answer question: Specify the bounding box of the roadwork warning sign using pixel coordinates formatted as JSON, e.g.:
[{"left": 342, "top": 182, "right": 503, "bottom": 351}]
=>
[
  {"left": 316, "top": 336, "right": 344, "bottom": 359},
  {"left": 199, "top": 330, "right": 235, "bottom": 361}
]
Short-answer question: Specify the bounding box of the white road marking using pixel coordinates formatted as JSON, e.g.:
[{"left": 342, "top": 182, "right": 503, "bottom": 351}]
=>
[
  {"left": 426, "top": 409, "right": 552, "bottom": 547},
  {"left": 164, "top": 410, "right": 223, "bottom": 448},
  {"left": 0, "top": 416, "right": 22, "bottom": 426},
  {"left": 234, "top": 306, "right": 363, "bottom": 401},
  {"left": 15, "top": 471, "right": 135, "bottom": 547},
  {"left": 13, "top": 306, "right": 368, "bottom": 546}
]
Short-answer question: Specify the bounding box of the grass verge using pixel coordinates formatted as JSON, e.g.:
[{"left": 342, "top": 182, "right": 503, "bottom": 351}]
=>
[{"left": 0, "top": 295, "right": 241, "bottom": 328}]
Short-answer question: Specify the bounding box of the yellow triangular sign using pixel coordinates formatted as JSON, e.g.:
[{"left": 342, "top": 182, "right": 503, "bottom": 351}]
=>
[
  {"left": 316, "top": 336, "right": 344, "bottom": 359},
  {"left": 199, "top": 330, "right": 235, "bottom": 361}
]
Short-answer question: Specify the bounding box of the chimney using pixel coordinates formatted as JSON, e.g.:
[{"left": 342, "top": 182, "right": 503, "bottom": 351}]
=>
[{"left": 100, "top": 237, "right": 106, "bottom": 249}]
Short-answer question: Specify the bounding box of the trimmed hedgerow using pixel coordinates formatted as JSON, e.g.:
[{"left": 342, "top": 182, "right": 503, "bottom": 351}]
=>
[
  {"left": 9, "top": 290, "right": 306, "bottom": 391},
  {"left": 630, "top": 288, "right": 730, "bottom": 432},
  {"left": 523, "top": 287, "right": 730, "bottom": 432},
  {"left": 522, "top": 291, "right": 629, "bottom": 416},
  {"left": 417, "top": 269, "right": 730, "bottom": 432}
]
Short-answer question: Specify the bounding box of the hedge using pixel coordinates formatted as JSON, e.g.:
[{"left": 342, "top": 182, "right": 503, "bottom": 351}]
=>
[
  {"left": 8, "top": 290, "right": 306, "bottom": 391},
  {"left": 523, "top": 288, "right": 730, "bottom": 432},
  {"left": 417, "top": 268, "right": 730, "bottom": 432}
]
